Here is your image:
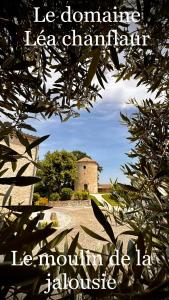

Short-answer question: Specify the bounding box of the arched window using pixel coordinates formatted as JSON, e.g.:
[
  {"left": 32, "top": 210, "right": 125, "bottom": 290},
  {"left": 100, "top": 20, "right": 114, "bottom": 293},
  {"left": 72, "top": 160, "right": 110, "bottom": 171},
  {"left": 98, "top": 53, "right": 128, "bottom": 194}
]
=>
[{"left": 84, "top": 184, "right": 88, "bottom": 191}]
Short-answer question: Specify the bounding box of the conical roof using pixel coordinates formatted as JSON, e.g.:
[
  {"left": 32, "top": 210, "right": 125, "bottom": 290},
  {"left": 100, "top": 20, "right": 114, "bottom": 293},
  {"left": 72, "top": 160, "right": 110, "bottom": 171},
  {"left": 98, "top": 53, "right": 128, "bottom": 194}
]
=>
[{"left": 77, "top": 157, "right": 97, "bottom": 164}]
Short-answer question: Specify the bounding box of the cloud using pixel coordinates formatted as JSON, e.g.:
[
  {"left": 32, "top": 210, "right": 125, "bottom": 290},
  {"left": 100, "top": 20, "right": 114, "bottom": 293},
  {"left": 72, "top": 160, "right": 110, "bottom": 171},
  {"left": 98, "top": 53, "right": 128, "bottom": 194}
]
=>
[{"left": 98, "top": 76, "right": 156, "bottom": 107}]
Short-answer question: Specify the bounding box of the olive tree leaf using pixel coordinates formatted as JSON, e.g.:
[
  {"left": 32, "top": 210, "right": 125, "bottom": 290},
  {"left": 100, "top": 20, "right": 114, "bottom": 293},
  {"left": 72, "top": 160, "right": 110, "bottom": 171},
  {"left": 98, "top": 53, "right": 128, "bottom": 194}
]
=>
[
  {"left": 0, "top": 176, "right": 41, "bottom": 186},
  {"left": 81, "top": 225, "right": 109, "bottom": 242},
  {"left": 25, "top": 135, "right": 50, "bottom": 153},
  {"left": 2, "top": 185, "right": 14, "bottom": 206},
  {"left": 16, "top": 163, "right": 30, "bottom": 177},
  {"left": 91, "top": 200, "right": 116, "bottom": 244},
  {"left": 84, "top": 49, "right": 100, "bottom": 87}
]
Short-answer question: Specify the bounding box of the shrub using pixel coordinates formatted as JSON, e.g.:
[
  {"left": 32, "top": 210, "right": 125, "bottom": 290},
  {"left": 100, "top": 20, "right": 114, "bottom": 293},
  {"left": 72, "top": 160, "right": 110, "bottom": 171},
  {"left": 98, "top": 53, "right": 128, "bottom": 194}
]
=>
[
  {"left": 38, "top": 220, "right": 48, "bottom": 229},
  {"left": 33, "top": 193, "right": 40, "bottom": 202},
  {"left": 38, "top": 219, "right": 59, "bottom": 229},
  {"left": 81, "top": 191, "right": 89, "bottom": 200},
  {"left": 50, "top": 192, "right": 60, "bottom": 201},
  {"left": 34, "top": 197, "right": 48, "bottom": 206},
  {"left": 51, "top": 220, "right": 59, "bottom": 228},
  {"left": 73, "top": 191, "right": 89, "bottom": 200},
  {"left": 60, "top": 188, "right": 73, "bottom": 200},
  {"left": 73, "top": 191, "right": 82, "bottom": 200},
  {"left": 34, "top": 181, "right": 48, "bottom": 197}
]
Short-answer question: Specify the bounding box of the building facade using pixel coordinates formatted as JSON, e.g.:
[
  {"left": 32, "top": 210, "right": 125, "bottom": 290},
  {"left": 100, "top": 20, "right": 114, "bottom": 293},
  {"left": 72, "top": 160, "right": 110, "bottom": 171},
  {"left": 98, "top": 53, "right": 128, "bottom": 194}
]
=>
[
  {"left": 0, "top": 134, "right": 38, "bottom": 206},
  {"left": 74, "top": 157, "right": 98, "bottom": 193},
  {"left": 98, "top": 183, "right": 112, "bottom": 193}
]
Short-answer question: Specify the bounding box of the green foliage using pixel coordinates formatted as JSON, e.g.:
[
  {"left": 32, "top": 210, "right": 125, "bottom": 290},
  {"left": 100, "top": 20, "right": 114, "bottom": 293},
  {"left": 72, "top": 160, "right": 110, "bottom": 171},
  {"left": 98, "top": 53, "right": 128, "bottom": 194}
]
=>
[
  {"left": 0, "top": 132, "right": 49, "bottom": 205},
  {"left": 37, "top": 150, "right": 77, "bottom": 195},
  {"left": 73, "top": 191, "right": 83, "bottom": 200},
  {"left": 1, "top": 0, "right": 165, "bottom": 204},
  {"left": 34, "top": 180, "right": 48, "bottom": 197},
  {"left": 80, "top": 199, "right": 169, "bottom": 299},
  {"left": 113, "top": 99, "right": 169, "bottom": 219},
  {"left": 115, "top": 1, "right": 169, "bottom": 100},
  {"left": 37, "top": 220, "right": 48, "bottom": 229},
  {"left": 0, "top": 0, "right": 130, "bottom": 127},
  {"left": 100, "top": 99, "right": 169, "bottom": 298},
  {"left": 102, "top": 193, "right": 121, "bottom": 206},
  {"left": 89, "top": 194, "right": 103, "bottom": 206},
  {"left": 60, "top": 188, "right": 73, "bottom": 200},
  {"left": 0, "top": 206, "right": 84, "bottom": 299},
  {"left": 33, "top": 193, "right": 40, "bottom": 202},
  {"left": 89, "top": 194, "right": 97, "bottom": 202},
  {"left": 81, "top": 191, "right": 89, "bottom": 200},
  {"left": 0, "top": 1, "right": 169, "bottom": 298},
  {"left": 1, "top": 100, "right": 169, "bottom": 299},
  {"left": 101, "top": 193, "right": 111, "bottom": 201},
  {"left": 0, "top": 0, "right": 168, "bottom": 130},
  {"left": 0, "top": 207, "right": 55, "bottom": 297},
  {"left": 38, "top": 219, "right": 59, "bottom": 229},
  {"left": 36, "top": 149, "right": 102, "bottom": 196},
  {"left": 34, "top": 197, "right": 49, "bottom": 206},
  {"left": 50, "top": 192, "right": 60, "bottom": 201},
  {"left": 73, "top": 191, "right": 89, "bottom": 200},
  {"left": 51, "top": 220, "right": 59, "bottom": 228}
]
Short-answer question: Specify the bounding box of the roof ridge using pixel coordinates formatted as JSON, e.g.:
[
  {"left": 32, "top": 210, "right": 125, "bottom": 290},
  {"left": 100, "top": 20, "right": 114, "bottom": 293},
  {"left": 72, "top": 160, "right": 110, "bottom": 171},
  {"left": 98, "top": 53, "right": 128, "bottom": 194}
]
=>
[{"left": 77, "top": 156, "right": 97, "bottom": 163}]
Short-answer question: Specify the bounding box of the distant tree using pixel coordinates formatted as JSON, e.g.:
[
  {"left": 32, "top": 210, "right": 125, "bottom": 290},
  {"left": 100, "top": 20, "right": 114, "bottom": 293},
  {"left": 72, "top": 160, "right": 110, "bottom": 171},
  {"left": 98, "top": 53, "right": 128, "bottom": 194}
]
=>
[
  {"left": 37, "top": 150, "right": 77, "bottom": 197},
  {"left": 36, "top": 149, "right": 103, "bottom": 197},
  {"left": 72, "top": 150, "right": 91, "bottom": 161}
]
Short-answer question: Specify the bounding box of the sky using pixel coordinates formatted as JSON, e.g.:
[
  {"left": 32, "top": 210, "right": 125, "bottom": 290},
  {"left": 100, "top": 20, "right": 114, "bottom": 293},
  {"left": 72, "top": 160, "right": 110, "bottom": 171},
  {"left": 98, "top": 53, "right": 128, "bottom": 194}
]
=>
[{"left": 33, "top": 75, "right": 155, "bottom": 184}]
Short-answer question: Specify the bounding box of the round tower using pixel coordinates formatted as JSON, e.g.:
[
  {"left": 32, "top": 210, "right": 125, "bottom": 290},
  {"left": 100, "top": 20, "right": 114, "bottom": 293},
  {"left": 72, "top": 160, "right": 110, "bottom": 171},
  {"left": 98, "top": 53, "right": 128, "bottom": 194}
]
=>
[{"left": 74, "top": 157, "right": 98, "bottom": 193}]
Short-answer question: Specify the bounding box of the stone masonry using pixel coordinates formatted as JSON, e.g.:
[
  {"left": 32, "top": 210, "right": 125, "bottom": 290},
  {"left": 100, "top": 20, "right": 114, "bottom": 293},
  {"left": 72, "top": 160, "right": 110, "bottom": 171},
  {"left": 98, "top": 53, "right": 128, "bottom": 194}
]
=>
[
  {"left": 74, "top": 157, "right": 98, "bottom": 193},
  {"left": 0, "top": 134, "right": 38, "bottom": 206}
]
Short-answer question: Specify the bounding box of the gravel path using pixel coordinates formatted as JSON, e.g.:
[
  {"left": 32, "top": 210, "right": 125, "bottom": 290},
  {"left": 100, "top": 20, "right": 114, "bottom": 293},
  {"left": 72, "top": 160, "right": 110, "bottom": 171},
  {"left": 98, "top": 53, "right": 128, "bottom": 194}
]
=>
[{"left": 48, "top": 206, "right": 129, "bottom": 253}]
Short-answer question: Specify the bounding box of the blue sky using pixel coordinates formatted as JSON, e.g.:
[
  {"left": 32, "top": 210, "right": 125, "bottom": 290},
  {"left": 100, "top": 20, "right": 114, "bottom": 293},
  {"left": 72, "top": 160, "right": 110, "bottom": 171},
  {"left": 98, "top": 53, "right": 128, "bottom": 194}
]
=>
[{"left": 33, "top": 76, "right": 154, "bottom": 183}]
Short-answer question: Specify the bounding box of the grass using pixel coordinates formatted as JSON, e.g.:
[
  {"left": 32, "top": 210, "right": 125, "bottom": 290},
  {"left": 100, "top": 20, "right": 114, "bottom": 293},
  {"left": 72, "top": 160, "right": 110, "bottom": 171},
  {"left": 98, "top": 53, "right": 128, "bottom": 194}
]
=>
[
  {"left": 89, "top": 195, "right": 102, "bottom": 206},
  {"left": 102, "top": 193, "right": 122, "bottom": 206},
  {"left": 99, "top": 192, "right": 111, "bottom": 194}
]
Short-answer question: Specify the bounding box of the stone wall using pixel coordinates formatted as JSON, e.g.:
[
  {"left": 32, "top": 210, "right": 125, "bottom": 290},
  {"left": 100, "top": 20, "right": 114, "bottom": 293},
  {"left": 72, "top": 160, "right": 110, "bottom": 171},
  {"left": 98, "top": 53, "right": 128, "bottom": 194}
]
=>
[
  {"left": 0, "top": 135, "right": 38, "bottom": 206},
  {"left": 49, "top": 200, "right": 91, "bottom": 207}
]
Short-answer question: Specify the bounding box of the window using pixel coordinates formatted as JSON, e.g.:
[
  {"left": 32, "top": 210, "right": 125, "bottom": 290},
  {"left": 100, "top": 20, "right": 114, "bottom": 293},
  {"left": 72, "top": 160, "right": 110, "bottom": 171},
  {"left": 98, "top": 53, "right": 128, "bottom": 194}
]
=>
[
  {"left": 83, "top": 165, "right": 86, "bottom": 169},
  {"left": 84, "top": 184, "right": 88, "bottom": 191}
]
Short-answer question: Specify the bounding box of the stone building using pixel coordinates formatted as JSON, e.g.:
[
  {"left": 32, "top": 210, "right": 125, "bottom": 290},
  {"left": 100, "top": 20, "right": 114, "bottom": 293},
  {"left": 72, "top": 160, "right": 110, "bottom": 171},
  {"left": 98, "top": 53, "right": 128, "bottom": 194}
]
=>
[
  {"left": 0, "top": 134, "right": 38, "bottom": 206},
  {"left": 98, "top": 183, "right": 112, "bottom": 193},
  {"left": 74, "top": 157, "right": 98, "bottom": 193}
]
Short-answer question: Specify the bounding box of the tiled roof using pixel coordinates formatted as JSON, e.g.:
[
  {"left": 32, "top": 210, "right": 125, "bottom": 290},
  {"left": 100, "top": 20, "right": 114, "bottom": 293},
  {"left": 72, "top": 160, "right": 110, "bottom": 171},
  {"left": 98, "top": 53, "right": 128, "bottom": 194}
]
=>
[
  {"left": 77, "top": 157, "right": 97, "bottom": 163},
  {"left": 98, "top": 184, "right": 112, "bottom": 188}
]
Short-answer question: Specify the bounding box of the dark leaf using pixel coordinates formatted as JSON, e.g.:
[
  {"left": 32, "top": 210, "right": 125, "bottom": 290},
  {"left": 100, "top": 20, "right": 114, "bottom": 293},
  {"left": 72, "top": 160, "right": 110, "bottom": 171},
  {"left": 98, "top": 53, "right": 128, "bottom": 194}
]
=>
[
  {"left": 0, "top": 176, "right": 41, "bottom": 186},
  {"left": 2, "top": 185, "right": 14, "bottom": 206},
  {"left": 81, "top": 225, "right": 108, "bottom": 242},
  {"left": 91, "top": 200, "right": 116, "bottom": 244},
  {"left": 109, "top": 47, "right": 120, "bottom": 70},
  {"left": 16, "top": 163, "right": 30, "bottom": 177},
  {"left": 25, "top": 135, "right": 50, "bottom": 153},
  {"left": 84, "top": 49, "right": 100, "bottom": 87}
]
